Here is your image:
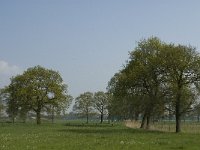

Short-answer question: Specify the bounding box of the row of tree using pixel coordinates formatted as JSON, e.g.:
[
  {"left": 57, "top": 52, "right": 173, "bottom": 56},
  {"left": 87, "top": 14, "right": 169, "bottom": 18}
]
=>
[
  {"left": 0, "top": 66, "right": 109, "bottom": 124},
  {"left": 73, "top": 91, "right": 108, "bottom": 123},
  {"left": 107, "top": 37, "right": 200, "bottom": 133},
  {"left": 1, "top": 37, "right": 200, "bottom": 133}
]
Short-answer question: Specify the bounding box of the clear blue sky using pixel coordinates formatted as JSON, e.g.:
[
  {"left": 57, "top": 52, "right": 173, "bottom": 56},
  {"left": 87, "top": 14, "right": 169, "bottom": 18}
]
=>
[{"left": 1, "top": 0, "right": 200, "bottom": 98}]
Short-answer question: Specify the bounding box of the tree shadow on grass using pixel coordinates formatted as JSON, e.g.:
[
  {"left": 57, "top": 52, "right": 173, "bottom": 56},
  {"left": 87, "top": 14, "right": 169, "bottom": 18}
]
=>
[
  {"left": 58, "top": 124, "right": 164, "bottom": 135},
  {"left": 64, "top": 123, "right": 115, "bottom": 128}
]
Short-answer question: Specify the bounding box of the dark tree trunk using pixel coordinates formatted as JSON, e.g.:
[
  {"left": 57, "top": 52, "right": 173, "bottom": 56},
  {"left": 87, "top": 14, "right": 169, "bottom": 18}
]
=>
[
  {"left": 86, "top": 113, "right": 89, "bottom": 124},
  {"left": 146, "top": 115, "right": 151, "bottom": 130},
  {"left": 36, "top": 110, "right": 41, "bottom": 125},
  {"left": 140, "top": 113, "right": 147, "bottom": 129},
  {"left": 175, "top": 93, "right": 181, "bottom": 133},
  {"left": 100, "top": 112, "right": 103, "bottom": 124},
  {"left": 175, "top": 109, "right": 181, "bottom": 133},
  {"left": 100, "top": 106, "right": 104, "bottom": 123},
  {"left": 176, "top": 114, "right": 181, "bottom": 133}
]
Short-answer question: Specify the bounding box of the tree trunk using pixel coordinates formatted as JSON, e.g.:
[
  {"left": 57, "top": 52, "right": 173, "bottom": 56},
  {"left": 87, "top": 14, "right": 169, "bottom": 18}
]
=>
[
  {"left": 36, "top": 110, "right": 41, "bottom": 125},
  {"left": 100, "top": 105, "right": 104, "bottom": 123},
  {"left": 146, "top": 116, "right": 150, "bottom": 130},
  {"left": 100, "top": 112, "right": 103, "bottom": 124},
  {"left": 140, "top": 113, "right": 147, "bottom": 129},
  {"left": 86, "top": 113, "right": 89, "bottom": 124},
  {"left": 176, "top": 112, "right": 181, "bottom": 133},
  {"left": 175, "top": 96, "right": 181, "bottom": 133}
]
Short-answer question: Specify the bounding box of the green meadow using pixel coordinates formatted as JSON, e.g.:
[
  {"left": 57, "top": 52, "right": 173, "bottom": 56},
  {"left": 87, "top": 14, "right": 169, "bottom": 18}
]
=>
[{"left": 0, "top": 121, "right": 200, "bottom": 150}]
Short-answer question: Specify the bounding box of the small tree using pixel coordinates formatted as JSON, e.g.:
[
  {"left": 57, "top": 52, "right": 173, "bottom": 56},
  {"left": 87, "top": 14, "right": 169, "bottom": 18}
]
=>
[
  {"left": 93, "top": 91, "right": 108, "bottom": 123},
  {"left": 74, "top": 92, "right": 93, "bottom": 123},
  {"left": 0, "top": 89, "right": 5, "bottom": 118},
  {"left": 1, "top": 87, "right": 19, "bottom": 123},
  {"left": 46, "top": 94, "right": 73, "bottom": 123}
]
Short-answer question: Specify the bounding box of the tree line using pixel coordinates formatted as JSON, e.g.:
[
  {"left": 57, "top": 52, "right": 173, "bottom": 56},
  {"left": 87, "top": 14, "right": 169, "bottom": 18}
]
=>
[
  {"left": 73, "top": 91, "right": 109, "bottom": 124},
  {"left": 1, "top": 37, "right": 200, "bottom": 133},
  {"left": 0, "top": 66, "right": 109, "bottom": 124},
  {"left": 107, "top": 37, "right": 200, "bottom": 133}
]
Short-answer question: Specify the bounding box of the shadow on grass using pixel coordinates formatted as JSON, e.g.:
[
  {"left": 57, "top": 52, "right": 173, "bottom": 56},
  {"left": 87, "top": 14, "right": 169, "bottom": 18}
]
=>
[
  {"left": 59, "top": 123, "right": 164, "bottom": 135},
  {"left": 65, "top": 123, "right": 115, "bottom": 128}
]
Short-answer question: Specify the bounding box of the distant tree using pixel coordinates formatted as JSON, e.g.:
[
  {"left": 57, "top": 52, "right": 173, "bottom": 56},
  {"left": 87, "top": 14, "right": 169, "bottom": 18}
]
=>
[
  {"left": 18, "top": 106, "right": 29, "bottom": 123},
  {"left": 1, "top": 87, "right": 19, "bottom": 123},
  {"left": 74, "top": 92, "right": 93, "bottom": 123},
  {"left": 0, "top": 89, "right": 5, "bottom": 117},
  {"left": 5, "top": 66, "right": 71, "bottom": 124},
  {"left": 46, "top": 95, "right": 73, "bottom": 123},
  {"left": 93, "top": 91, "right": 108, "bottom": 123}
]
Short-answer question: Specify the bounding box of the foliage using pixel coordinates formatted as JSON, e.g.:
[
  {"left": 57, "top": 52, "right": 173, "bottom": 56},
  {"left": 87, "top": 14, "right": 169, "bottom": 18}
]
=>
[
  {"left": 4, "top": 66, "right": 71, "bottom": 124},
  {"left": 93, "top": 91, "right": 108, "bottom": 123},
  {"left": 108, "top": 37, "right": 200, "bottom": 132},
  {"left": 73, "top": 92, "right": 94, "bottom": 123},
  {"left": 0, "top": 89, "right": 5, "bottom": 116}
]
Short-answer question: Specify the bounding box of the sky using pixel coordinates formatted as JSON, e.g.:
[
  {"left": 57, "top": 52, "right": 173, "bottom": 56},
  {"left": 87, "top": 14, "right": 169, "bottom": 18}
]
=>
[{"left": 1, "top": 0, "right": 200, "bottom": 99}]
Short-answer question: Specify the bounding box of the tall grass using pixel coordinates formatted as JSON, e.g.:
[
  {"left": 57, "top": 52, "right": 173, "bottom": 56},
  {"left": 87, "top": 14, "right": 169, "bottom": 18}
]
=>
[{"left": 126, "top": 120, "right": 200, "bottom": 133}]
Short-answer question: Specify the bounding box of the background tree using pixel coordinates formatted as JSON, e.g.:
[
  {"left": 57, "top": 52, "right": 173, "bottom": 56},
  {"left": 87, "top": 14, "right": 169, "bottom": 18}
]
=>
[
  {"left": 93, "top": 91, "right": 108, "bottom": 123},
  {"left": 5, "top": 66, "right": 71, "bottom": 124},
  {"left": 0, "top": 89, "right": 5, "bottom": 119},
  {"left": 1, "top": 86, "right": 20, "bottom": 123},
  {"left": 73, "top": 92, "right": 93, "bottom": 123},
  {"left": 46, "top": 94, "right": 73, "bottom": 123}
]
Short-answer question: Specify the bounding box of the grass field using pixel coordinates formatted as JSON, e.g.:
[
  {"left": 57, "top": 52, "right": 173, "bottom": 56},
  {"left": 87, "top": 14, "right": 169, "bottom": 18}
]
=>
[{"left": 0, "top": 121, "right": 200, "bottom": 150}]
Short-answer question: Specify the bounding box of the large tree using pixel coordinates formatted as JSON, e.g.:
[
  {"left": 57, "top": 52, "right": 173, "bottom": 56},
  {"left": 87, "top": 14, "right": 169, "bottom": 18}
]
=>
[
  {"left": 108, "top": 37, "right": 166, "bottom": 129},
  {"left": 161, "top": 44, "right": 200, "bottom": 132},
  {"left": 93, "top": 91, "right": 108, "bottom": 123},
  {"left": 5, "top": 66, "right": 71, "bottom": 124},
  {"left": 73, "top": 92, "right": 93, "bottom": 123},
  {"left": 108, "top": 37, "right": 200, "bottom": 132}
]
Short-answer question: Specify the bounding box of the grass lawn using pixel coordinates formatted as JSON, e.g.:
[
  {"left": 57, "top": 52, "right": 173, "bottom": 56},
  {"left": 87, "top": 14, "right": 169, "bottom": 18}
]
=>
[{"left": 0, "top": 121, "right": 200, "bottom": 150}]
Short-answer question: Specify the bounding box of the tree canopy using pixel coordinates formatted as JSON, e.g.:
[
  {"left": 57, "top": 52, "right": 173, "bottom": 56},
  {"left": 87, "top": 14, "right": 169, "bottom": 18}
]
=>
[
  {"left": 93, "top": 91, "right": 108, "bottom": 123},
  {"left": 73, "top": 92, "right": 94, "bottom": 123},
  {"left": 4, "top": 66, "right": 72, "bottom": 124},
  {"left": 108, "top": 37, "right": 200, "bottom": 132}
]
